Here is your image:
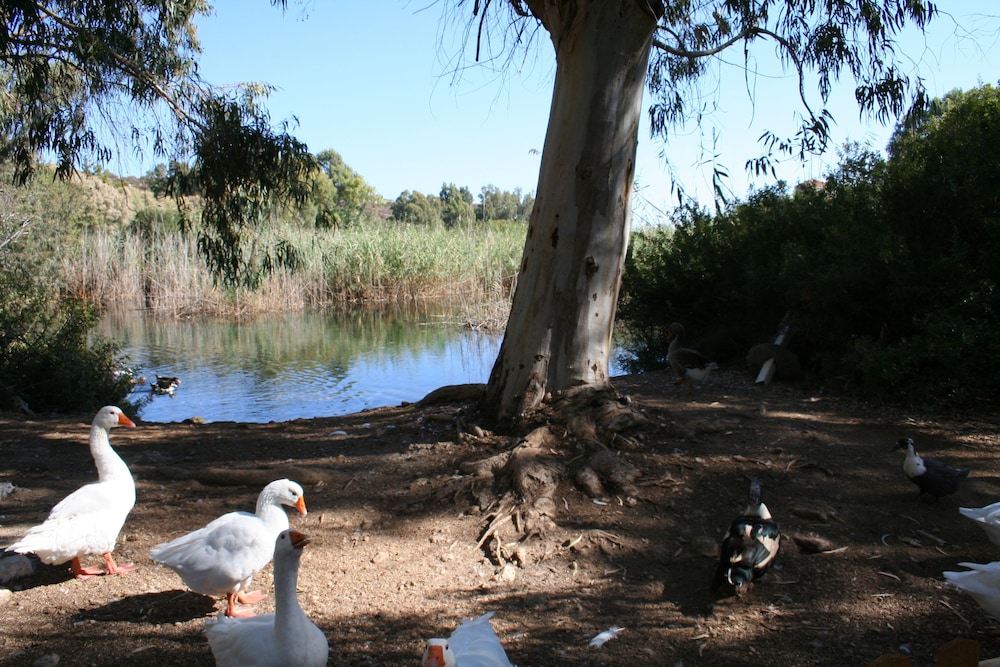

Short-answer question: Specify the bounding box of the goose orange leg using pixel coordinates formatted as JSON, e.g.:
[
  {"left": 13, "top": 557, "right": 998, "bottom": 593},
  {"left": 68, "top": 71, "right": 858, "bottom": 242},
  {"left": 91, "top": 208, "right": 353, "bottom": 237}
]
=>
[
  {"left": 225, "top": 591, "right": 265, "bottom": 617},
  {"left": 102, "top": 552, "right": 137, "bottom": 575},
  {"left": 70, "top": 553, "right": 136, "bottom": 579}
]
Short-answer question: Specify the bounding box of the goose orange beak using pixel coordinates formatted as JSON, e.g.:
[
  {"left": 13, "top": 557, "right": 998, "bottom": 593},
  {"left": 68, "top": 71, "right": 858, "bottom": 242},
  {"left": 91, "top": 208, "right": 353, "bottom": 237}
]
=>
[
  {"left": 294, "top": 495, "right": 307, "bottom": 515},
  {"left": 288, "top": 530, "right": 310, "bottom": 549},
  {"left": 423, "top": 644, "right": 447, "bottom": 667},
  {"left": 118, "top": 413, "right": 136, "bottom": 428}
]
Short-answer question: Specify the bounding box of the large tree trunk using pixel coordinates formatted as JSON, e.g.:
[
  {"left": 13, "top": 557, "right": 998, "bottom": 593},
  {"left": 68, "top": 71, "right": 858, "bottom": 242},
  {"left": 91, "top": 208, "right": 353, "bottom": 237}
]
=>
[{"left": 485, "top": 1, "right": 658, "bottom": 429}]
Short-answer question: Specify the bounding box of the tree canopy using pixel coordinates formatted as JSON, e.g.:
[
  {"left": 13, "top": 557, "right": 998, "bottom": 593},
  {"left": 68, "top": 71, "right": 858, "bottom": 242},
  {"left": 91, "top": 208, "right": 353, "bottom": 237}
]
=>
[{"left": 0, "top": 0, "right": 317, "bottom": 288}]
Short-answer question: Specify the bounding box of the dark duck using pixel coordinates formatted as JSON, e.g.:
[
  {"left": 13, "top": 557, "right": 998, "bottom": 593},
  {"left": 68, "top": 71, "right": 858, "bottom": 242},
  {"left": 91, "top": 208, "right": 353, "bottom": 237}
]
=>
[
  {"left": 894, "top": 437, "right": 969, "bottom": 500},
  {"left": 151, "top": 375, "right": 181, "bottom": 396},
  {"left": 713, "top": 478, "right": 781, "bottom": 597},
  {"left": 666, "top": 322, "right": 717, "bottom": 390}
]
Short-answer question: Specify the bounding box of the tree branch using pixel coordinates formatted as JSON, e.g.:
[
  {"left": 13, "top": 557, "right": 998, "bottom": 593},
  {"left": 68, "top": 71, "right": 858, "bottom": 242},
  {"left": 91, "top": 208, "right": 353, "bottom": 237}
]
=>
[
  {"left": 652, "top": 23, "right": 819, "bottom": 127},
  {"left": 29, "top": 1, "right": 207, "bottom": 133},
  {"left": 652, "top": 26, "right": 757, "bottom": 59}
]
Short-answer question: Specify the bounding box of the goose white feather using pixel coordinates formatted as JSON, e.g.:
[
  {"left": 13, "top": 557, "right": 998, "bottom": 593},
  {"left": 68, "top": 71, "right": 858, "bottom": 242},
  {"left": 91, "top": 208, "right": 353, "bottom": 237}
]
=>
[
  {"left": 589, "top": 626, "right": 625, "bottom": 648},
  {"left": 5, "top": 406, "right": 137, "bottom": 578},
  {"left": 150, "top": 478, "right": 306, "bottom": 616},
  {"left": 959, "top": 502, "right": 1000, "bottom": 546},
  {"left": 205, "top": 529, "right": 328, "bottom": 667},
  {"left": 943, "top": 561, "right": 1000, "bottom": 619},
  {"left": 422, "top": 611, "right": 515, "bottom": 667}
]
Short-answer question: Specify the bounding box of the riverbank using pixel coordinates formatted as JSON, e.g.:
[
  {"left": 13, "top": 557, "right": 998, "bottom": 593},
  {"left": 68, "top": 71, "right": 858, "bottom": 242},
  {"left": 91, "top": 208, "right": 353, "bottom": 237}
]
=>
[{"left": 1, "top": 369, "right": 999, "bottom": 665}]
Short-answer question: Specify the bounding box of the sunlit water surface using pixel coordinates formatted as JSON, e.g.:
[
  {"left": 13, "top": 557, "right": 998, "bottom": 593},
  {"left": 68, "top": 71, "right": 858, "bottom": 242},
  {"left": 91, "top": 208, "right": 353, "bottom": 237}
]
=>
[{"left": 98, "top": 307, "right": 509, "bottom": 424}]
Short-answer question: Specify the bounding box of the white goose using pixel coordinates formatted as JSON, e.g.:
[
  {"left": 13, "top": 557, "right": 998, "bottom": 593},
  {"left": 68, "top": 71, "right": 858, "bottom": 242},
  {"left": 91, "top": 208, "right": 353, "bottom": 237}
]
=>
[
  {"left": 205, "top": 529, "right": 328, "bottom": 667},
  {"left": 943, "top": 561, "right": 1000, "bottom": 619},
  {"left": 150, "top": 478, "right": 307, "bottom": 617},
  {"left": 6, "top": 405, "right": 137, "bottom": 578},
  {"left": 422, "top": 611, "right": 516, "bottom": 667},
  {"left": 959, "top": 502, "right": 1000, "bottom": 546}
]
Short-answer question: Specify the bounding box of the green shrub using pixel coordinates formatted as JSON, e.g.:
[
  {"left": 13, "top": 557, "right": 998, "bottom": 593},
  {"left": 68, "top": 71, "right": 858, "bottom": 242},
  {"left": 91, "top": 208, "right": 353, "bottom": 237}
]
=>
[
  {"left": 0, "top": 263, "right": 138, "bottom": 414},
  {"left": 617, "top": 87, "right": 1000, "bottom": 410}
]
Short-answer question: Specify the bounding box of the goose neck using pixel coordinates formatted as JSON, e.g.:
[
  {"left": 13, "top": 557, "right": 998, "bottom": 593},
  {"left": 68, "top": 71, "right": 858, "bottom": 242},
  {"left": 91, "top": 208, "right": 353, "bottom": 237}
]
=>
[
  {"left": 273, "top": 554, "right": 306, "bottom": 630},
  {"left": 89, "top": 424, "right": 130, "bottom": 481}
]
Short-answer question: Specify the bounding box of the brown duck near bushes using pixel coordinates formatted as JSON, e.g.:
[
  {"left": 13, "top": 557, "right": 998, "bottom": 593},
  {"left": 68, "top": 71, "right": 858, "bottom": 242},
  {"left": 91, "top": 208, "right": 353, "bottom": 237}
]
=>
[{"left": 666, "top": 322, "right": 717, "bottom": 389}]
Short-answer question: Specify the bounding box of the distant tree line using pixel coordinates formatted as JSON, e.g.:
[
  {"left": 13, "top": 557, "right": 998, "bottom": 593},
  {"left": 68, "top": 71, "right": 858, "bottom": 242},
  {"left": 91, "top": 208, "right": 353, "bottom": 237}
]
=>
[{"left": 143, "top": 150, "right": 534, "bottom": 228}]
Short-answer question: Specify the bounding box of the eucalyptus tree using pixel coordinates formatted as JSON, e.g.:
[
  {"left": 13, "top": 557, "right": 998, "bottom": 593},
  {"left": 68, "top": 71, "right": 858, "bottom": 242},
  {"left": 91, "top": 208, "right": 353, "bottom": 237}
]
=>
[
  {"left": 464, "top": 0, "right": 935, "bottom": 429},
  {"left": 314, "top": 149, "right": 381, "bottom": 228},
  {"left": 0, "top": 0, "right": 316, "bottom": 288},
  {"left": 439, "top": 182, "right": 476, "bottom": 228}
]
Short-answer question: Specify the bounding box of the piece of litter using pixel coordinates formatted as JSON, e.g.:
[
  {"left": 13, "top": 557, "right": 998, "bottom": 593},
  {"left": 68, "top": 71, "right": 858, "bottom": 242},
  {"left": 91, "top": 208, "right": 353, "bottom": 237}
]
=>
[{"left": 589, "top": 626, "right": 625, "bottom": 648}]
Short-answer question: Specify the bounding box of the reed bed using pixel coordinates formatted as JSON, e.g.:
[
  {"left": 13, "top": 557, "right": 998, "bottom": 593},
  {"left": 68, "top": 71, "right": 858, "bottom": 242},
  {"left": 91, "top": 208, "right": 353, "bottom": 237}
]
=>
[{"left": 63, "top": 220, "right": 525, "bottom": 323}]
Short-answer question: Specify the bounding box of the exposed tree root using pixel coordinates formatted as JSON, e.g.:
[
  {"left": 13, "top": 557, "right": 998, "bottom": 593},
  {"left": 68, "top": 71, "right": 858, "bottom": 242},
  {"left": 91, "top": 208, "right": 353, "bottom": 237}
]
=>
[{"left": 452, "top": 384, "right": 652, "bottom": 567}]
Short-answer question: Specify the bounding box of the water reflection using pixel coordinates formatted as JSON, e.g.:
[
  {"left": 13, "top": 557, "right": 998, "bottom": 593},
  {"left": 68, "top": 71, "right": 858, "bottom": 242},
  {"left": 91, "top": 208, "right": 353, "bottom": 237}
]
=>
[{"left": 97, "top": 307, "right": 503, "bottom": 423}]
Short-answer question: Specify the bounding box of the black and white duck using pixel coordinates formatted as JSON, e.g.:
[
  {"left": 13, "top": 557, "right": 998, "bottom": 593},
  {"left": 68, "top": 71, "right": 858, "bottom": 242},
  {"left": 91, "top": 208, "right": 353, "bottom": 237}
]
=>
[
  {"left": 151, "top": 375, "right": 181, "bottom": 396},
  {"left": 666, "top": 322, "right": 717, "bottom": 389},
  {"left": 713, "top": 477, "right": 781, "bottom": 597},
  {"left": 894, "top": 437, "right": 970, "bottom": 500}
]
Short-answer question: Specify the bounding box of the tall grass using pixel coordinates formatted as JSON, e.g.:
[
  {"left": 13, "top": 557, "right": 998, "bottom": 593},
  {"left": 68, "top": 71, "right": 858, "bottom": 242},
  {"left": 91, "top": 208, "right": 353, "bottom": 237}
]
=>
[{"left": 62, "top": 220, "right": 526, "bottom": 321}]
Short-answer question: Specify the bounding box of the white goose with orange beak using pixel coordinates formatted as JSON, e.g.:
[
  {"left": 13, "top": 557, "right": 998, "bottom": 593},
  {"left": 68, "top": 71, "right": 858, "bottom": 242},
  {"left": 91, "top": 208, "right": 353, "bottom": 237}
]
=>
[
  {"left": 422, "top": 612, "right": 515, "bottom": 667},
  {"left": 150, "top": 478, "right": 307, "bottom": 617},
  {"left": 205, "top": 530, "right": 328, "bottom": 667},
  {"left": 6, "top": 405, "right": 138, "bottom": 578}
]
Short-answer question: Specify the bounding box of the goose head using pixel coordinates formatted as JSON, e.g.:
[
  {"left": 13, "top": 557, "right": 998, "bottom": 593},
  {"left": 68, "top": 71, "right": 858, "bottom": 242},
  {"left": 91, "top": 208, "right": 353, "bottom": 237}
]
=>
[
  {"left": 421, "top": 638, "right": 456, "bottom": 667},
  {"left": 260, "top": 478, "right": 308, "bottom": 516},
  {"left": 95, "top": 405, "right": 136, "bottom": 430}
]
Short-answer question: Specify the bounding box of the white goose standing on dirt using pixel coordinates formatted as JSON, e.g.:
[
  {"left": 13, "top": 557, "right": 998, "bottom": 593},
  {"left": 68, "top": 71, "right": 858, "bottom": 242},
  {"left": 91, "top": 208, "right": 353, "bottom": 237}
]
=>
[
  {"left": 943, "top": 561, "right": 1000, "bottom": 620},
  {"left": 959, "top": 501, "right": 1000, "bottom": 545},
  {"left": 5, "top": 405, "right": 138, "bottom": 578},
  {"left": 150, "top": 479, "right": 307, "bottom": 617}
]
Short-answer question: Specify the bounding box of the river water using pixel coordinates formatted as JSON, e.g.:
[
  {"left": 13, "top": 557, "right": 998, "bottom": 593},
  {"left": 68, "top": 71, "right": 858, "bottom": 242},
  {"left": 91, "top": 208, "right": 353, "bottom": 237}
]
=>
[{"left": 97, "top": 307, "right": 506, "bottom": 423}]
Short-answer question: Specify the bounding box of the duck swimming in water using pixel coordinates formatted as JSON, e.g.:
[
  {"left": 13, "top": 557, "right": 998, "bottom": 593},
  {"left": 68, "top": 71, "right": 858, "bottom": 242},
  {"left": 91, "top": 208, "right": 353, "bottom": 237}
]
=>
[{"left": 151, "top": 375, "right": 181, "bottom": 396}]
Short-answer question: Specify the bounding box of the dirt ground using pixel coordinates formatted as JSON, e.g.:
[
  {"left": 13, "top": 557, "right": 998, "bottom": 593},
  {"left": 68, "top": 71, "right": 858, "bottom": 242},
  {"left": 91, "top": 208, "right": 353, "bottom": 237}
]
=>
[{"left": 1, "top": 368, "right": 1000, "bottom": 666}]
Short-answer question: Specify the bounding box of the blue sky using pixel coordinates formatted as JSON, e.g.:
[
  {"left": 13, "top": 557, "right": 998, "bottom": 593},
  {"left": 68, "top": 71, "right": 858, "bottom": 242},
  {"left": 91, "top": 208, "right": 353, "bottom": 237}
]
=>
[{"left": 183, "top": 1, "right": 999, "bottom": 216}]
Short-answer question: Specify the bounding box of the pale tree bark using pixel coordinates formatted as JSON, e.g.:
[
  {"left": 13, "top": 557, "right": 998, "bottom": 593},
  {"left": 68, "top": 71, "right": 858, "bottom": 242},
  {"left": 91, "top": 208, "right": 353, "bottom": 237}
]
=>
[{"left": 485, "top": 0, "right": 659, "bottom": 428}]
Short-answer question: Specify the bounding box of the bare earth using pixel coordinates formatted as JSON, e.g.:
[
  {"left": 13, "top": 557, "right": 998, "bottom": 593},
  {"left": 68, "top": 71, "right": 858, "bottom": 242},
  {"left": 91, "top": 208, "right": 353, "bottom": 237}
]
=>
[{"left": 2, "top": 369, "right": 1000, "bottom": 667}]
